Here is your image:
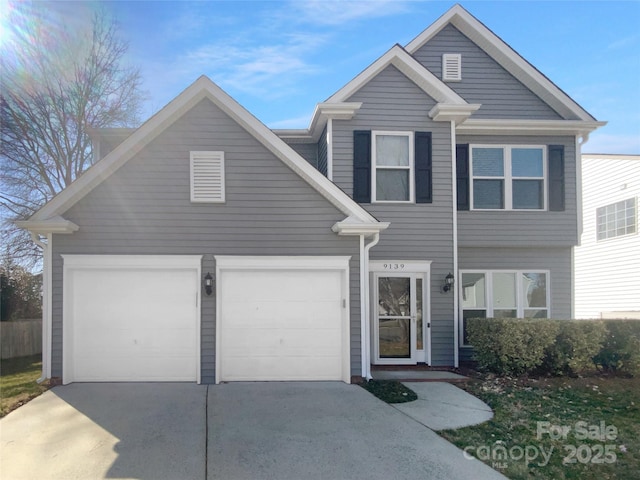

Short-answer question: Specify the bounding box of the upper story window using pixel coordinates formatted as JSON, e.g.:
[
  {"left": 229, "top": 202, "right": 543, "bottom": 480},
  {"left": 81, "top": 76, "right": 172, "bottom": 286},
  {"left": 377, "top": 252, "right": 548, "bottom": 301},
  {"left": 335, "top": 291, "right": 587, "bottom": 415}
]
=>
[
  {"left": 372, "top": 131, "right": 414, "bottom": 203},
  {"left": 460, "top": 270, "right": 549, "bottom": 346},
  {"left": 353, "top": 130, "right": 431, "bottom": 205},
  {"left": 190, "top": 151, "right": 225, "bottom": 203},
  {"left": 470, "top": 145, "right": 546, "bottom": 210},
  {"left": 596, "top": 198, "right": 636, "bottom": 241}
]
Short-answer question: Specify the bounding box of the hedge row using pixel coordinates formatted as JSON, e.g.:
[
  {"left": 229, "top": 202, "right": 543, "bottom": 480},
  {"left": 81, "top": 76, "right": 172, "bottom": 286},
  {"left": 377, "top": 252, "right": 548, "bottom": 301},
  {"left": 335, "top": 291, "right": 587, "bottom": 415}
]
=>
[{"left": 466, "top": 318, "right": 640, "bottom": 376}]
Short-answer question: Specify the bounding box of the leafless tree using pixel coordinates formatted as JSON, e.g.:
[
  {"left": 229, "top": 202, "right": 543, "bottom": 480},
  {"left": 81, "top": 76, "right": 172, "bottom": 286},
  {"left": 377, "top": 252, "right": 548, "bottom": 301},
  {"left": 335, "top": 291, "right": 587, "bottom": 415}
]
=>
[{"left": 1, "top": 7, "right": 144, "bottom": 267}]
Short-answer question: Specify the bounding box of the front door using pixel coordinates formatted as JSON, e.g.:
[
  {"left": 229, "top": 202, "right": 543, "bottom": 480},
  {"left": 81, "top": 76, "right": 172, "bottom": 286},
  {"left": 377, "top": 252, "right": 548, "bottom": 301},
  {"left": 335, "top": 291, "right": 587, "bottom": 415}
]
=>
[{"left": 371, "top": 261, "right": 430, "bottom": 365}]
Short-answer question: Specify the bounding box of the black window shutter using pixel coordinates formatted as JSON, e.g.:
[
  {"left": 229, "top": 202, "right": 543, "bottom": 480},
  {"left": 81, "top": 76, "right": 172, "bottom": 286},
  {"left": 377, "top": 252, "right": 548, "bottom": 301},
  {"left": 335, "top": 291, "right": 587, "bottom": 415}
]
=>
[
  {"left": 548, "top": 145, "right": 565, "bottom": 211},
  {"left": 456, "top": 144, "right": 470, "bottom": 210},
  {"left": 353, "top": 130, "right": 371, "bottom": 203},
  {"left": 414, "top": 132, "right": 433, "bottom": 203}
]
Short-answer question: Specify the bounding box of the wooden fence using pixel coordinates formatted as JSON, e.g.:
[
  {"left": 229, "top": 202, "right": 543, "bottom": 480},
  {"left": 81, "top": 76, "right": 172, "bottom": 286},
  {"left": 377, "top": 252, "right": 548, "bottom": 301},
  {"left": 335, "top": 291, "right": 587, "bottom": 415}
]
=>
[{"left": 0, "top": 320, "right": 42, "bottom": 359}]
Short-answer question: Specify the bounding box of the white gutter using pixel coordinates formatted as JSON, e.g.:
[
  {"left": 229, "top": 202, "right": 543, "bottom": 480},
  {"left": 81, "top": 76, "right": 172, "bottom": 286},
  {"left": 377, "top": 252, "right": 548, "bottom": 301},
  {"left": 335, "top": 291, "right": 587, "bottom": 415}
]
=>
[
  {"left": 451, "top": 120, "right": 460, "bottom": 368},
  {"left": 29, "top": 233, "right": 52, "bottom": 383},
  {"left": 326, "top": 118, "right": 333, "bottom": 181},
  {"left": 361, "top": 233, "right": 380, "bottom": 380}
]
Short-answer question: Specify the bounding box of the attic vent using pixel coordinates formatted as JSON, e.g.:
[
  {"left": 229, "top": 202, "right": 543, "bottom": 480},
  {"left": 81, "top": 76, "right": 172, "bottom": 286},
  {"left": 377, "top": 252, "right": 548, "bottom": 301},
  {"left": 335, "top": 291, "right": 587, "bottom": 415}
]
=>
[
  {"left": 442, "top": 54, "right": 462, "bottom": 82},
  {"left": 190, "top": 151, "right": 225, "bottom": 203}
]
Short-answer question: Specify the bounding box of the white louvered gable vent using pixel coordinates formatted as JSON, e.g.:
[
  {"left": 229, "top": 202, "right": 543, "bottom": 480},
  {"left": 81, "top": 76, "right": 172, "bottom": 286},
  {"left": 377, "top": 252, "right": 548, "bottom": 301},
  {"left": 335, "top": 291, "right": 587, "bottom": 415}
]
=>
[
  {"left": 442, "top": 54, "right": 462, "bottom": 82},
  {"left": 190, "top": 151, "right": 225, "bottom": 203}
]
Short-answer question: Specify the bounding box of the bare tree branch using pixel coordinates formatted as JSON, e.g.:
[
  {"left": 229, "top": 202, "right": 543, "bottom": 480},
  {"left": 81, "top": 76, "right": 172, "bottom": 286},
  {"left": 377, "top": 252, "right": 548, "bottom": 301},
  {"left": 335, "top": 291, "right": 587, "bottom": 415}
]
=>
[{"left": 1, "top": 6, "right": 144, "bottom": 266}]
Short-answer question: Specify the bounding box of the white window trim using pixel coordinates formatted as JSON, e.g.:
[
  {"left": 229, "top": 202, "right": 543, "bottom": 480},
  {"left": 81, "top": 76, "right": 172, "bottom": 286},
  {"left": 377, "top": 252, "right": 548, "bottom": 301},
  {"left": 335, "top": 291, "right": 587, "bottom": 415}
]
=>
[
  {"left": 470, "top": 144, "right": 547, "bottom": 211},
  {"left": 190, "top": 151, "right": 225, "bottom": 203},
  {"left": 372, "top": 131, "right": 414, "bottom": 204},
  {"left": 595, "top": 197, "right": 637, "bottom": 242},
  {"left": 459, "top": 269, "right": 551, "bottom": 347}
]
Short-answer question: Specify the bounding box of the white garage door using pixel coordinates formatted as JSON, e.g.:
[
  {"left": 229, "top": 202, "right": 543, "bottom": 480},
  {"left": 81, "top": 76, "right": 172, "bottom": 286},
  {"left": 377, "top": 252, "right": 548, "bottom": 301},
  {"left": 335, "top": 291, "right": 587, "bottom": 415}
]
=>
[
  {"left": 62, "top": 255, "right": 201, "bottom": 384},
  {"left": 216, "top": 256, "right": 350, "bottom": 383}
]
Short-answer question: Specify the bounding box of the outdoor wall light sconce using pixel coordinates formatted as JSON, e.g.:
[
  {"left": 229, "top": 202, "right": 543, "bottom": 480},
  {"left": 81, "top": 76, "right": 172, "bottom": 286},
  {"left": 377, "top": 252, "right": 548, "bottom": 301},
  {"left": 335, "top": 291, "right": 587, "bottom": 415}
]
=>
[
  {"left": 441, "top": 273, "right": 455, "bottom": 293},
  {"left": 204, "top": 272, "right": 213, "bottom": 296}
]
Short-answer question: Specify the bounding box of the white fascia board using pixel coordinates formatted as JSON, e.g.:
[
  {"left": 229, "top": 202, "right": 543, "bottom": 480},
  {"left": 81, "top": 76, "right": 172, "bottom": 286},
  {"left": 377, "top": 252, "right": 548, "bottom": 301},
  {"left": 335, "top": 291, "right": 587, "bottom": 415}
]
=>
[
  {"left": 429, "top": 103, "right": 482, "bottom": 124},
  {"left": 405, "top": 4, "right": 597, "bottom": 122},
  {"left": 326, "top": 45, "right": 466, "bottom": 105},
  {"left": 15, "top": 216, "right": 79, "bottom": 235},
  {"left": 457, "top": 119, "right": 607, "bottom": 136},
  {"left": 29, "top": 76, "right": 379, "bottom": 227},
  {"left": 31, "top": 79, "right": 213, "bottom": 222},
  {"left": 282, "top": 102, "right": 363, "bottom": 143},
  {"left": 197, "top": 83, "right": 377, "bottom": 224},
  {"left": 332, "top": 217, "right": 390, "bottom": 236}
]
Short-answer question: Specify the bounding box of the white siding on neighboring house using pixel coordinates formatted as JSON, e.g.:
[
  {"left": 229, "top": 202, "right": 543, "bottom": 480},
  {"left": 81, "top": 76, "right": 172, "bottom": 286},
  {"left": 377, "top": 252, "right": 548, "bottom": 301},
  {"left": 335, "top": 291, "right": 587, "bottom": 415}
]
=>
[{"left": 574, "top": 154, "right": 640, "bottom": 319}]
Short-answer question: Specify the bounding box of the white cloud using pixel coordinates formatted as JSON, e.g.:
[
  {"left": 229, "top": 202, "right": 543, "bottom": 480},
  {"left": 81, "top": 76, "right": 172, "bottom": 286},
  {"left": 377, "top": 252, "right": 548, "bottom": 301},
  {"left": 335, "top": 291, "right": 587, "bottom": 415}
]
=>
[{"left": 287, "top": 0, "right": 410, "bottom": 26}]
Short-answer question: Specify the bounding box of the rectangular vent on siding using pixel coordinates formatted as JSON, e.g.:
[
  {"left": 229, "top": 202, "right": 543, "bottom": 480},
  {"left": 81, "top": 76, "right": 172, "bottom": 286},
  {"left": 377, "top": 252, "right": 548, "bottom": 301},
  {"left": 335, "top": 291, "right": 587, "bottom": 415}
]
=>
[
  {"left": 190, "top": 151, "right": 225, "bottom": 203},
  {"left": 442, "top": 54, "right": 462, "bottom": 82}
]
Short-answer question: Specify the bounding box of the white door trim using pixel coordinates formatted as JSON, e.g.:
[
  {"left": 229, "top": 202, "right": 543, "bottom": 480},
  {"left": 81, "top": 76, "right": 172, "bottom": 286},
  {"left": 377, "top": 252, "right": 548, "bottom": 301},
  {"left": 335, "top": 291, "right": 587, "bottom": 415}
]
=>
[
  {"left": 214, "top": 256, "right": 352, "bottom": 383},
  {"left": 369, "top": 260, "right": 431, "bottom": 366},
  {"left": 62, "top": 254, "right": 202, "bottom": 384}
]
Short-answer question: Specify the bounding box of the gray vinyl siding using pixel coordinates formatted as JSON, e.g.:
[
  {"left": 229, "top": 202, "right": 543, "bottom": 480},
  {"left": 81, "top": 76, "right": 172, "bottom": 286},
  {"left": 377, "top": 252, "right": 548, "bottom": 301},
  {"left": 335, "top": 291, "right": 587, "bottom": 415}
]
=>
[
  {"left": 317, "top": 126, "right": 328, "bottom": 176},
  {"left": 334, "top": 65, "right": 456, "bottom": 366},
  {"left": 458, "top": 247, "right": 572, "bottom": 362},
  {"left": 457, "top": 134, "right": 578, "bottom": 247},
  {"left": 50, "top": 98, "right": 361, "bottom": 383},
  {"left": 413, "top": 24, "right": 567, "bottom": 120},
  {"left": 283, "top": 141, "right": 318, "bottom": 168}
]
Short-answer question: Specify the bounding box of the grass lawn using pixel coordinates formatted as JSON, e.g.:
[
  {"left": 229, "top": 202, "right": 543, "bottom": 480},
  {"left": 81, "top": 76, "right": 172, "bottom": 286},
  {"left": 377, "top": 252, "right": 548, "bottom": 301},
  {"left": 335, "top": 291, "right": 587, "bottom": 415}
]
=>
[
  {"left": 440, "top": 373, "right": 640, "bottom": 480},
  {"left": 0, "top": 355, "right": 50, "bottom": 417}
]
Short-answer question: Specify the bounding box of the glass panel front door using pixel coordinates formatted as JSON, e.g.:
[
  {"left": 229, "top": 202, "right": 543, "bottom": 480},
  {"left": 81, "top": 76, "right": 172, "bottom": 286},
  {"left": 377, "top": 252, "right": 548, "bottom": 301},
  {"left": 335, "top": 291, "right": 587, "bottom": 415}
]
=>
[
  {"left": 378, "top": 277, "right": 411, "bottom": 358},
  {"left": 374, "top": 273, "right": 425, "bottom": 364}
]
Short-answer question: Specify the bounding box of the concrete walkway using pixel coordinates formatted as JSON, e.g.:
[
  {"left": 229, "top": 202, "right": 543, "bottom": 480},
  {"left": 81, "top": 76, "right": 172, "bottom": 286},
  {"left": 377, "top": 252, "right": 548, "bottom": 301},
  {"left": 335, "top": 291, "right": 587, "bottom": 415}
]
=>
[
  {"left": 394, "top": 382, "right": 494, "bottom": 431},
  {"left": 371, "top": 369, "right": 469, "bottom": 382}
]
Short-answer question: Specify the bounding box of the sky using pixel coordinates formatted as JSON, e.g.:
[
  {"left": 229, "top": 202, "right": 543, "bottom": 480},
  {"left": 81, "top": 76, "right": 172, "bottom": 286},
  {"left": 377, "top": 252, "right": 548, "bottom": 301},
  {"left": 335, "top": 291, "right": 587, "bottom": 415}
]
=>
[{"left": 1, "top": 0, "right": 639, "bottom": 154}]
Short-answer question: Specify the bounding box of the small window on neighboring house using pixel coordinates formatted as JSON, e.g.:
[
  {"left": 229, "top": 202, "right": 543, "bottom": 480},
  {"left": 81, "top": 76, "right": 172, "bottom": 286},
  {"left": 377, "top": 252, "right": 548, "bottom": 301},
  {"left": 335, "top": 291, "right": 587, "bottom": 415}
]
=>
[
  {"left": 442, "top": 54, "right": 461, "bottom": 81},
  {"left": 460, "top": 270, "right": 549, "bottom": 346},
  {"left": 596, "top": 198, "right": 637, "bottom": 241},
  {"left": 190, "top": 151, "right": 225, "bottom": 203}
]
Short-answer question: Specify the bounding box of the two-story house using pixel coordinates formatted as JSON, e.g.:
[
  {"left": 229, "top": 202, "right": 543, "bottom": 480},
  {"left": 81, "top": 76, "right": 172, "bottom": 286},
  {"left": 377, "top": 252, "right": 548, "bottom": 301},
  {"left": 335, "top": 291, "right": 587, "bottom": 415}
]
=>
[{"left": 18, "top": 5, "right": 604, "bottom": 384}]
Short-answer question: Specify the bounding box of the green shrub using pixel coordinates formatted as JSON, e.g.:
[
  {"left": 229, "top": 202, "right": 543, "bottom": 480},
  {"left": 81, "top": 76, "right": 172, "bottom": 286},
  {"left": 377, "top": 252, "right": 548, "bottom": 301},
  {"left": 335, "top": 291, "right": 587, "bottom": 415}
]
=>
[
  {"left": 467, "top": 318, "right": 559, "bottom": 375},
  {"left": 593, "top": 320, "right": 640, "bottom": 376},
  {"left": 543, "top": 320, "right": 607, "bottom": 375}
]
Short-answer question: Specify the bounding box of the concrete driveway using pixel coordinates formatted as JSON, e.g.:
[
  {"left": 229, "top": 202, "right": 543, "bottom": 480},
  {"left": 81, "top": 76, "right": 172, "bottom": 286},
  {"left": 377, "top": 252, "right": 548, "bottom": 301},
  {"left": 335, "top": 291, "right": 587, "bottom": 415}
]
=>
[{"left": 1, "top": 382, "right": 506, "bottom": 480}]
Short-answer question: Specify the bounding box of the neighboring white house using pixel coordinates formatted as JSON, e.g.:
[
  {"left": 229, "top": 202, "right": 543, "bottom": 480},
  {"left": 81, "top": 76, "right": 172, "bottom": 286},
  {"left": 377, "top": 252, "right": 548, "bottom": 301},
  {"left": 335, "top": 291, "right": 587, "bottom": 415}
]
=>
[{"left": 574, "top": 154, "right": 640, "bottom": 319}]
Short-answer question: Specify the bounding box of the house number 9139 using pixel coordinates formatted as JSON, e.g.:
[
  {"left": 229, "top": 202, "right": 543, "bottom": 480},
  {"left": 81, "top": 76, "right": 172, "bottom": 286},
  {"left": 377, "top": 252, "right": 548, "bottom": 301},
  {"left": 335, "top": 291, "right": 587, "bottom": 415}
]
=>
[{"left": 383, "top": 263, "right": 405, "bottom": 270}]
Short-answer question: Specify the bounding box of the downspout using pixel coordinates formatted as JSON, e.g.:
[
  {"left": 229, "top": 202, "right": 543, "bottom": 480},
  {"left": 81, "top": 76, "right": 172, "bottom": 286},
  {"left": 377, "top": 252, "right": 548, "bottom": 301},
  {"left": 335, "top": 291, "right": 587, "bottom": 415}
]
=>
[
  {"left": 451, "top": 120, "right": 460, "bottom": 368},
  {"left": 30, "top": 232, "right": 52, "bottom": 383},
  {"left": 572, "top": 133, "right": 588, "bottom": 319},
  {"left": 360, "top": 232, "right": 380, "bottom": 380},
  {"left": 326, "top": 118, "right": 334, "bottom": 181}
]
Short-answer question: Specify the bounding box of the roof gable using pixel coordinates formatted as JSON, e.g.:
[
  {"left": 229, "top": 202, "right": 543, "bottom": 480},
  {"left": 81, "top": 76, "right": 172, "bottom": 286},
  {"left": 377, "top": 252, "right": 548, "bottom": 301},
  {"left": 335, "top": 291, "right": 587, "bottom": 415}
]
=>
[
  {"left": 405, "top": 4, "right": 596, "bottom": 121},
  {"left": 326, "top": 44, "right": 467, "bottom": 105},
  {"left": 28, "top": 76, "right": 380, "bottom": 227}
]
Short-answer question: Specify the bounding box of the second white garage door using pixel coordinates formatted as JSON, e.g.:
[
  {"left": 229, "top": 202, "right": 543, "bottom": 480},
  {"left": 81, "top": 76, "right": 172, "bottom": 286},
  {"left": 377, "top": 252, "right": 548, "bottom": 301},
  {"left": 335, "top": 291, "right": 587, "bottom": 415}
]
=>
[{"left": 216, "top": 256, "right": 351, "bottom": 383}]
